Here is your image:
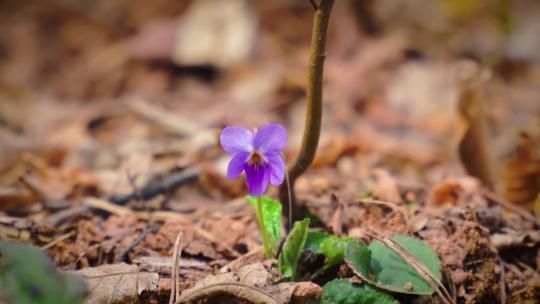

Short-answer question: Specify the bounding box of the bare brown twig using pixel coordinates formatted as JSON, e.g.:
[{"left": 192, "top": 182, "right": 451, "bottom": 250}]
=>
[{"left": 279, "top": 0, "right": 335, "bottom": 228}]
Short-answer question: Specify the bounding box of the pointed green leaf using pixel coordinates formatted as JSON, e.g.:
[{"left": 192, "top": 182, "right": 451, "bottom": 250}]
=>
[
  {"left": 247, "top": 195, "right": 282, "bottom": 254},
  {"left": 279, "top": 218, "right": 310, "bottom": 280},
  {"left": 346, "top": 235, "right": 442, "bottom": 295},
  {"left": 0, "top": 241, "right": 86, "bottom": 304},
  {"left": 304, "top": 231, "right": 331, "bottom": 254},
  {"left": 322, "top": 279, "right": 398, "bottom": 304},
  {"left": 344, "top": 240, "right": 372, "bottom": 276}
]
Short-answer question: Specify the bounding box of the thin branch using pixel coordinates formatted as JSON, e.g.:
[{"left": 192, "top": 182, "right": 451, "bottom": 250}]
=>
[{"left": 279, "top": 0, "right": 335, "bottom": 226}]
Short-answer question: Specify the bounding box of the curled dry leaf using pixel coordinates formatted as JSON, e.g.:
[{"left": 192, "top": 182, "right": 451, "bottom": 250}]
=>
[
  {"left": 178, "top": 263, "right": 322, "bottom": 304},
  {"left": 69, "top": 263, "right": 159, "bottom": 304},
  {"left": 503, "top": 133, "right": 540, "bottom": 211}
]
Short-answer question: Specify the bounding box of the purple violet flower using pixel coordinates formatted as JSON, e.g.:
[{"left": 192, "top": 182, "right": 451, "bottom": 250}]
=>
[{"left": 220, "top": 124, "right": 287, "bottom": 196}]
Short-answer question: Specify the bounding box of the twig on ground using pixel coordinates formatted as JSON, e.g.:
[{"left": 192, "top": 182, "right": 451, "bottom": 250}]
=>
[
  {"left": 68, "top": 243, "right": 102, "bottom": 269},
  {"left": 83, "top": 197, "right": 193, "bottom": 222},
  {"left": 115, "top": 224, "right": 158, "bottom": 263},
  {"left": 42, "top": 205, "right": 90, "bottom": 227},
  {"left": 170, "top": 231, "right": 183, "bottom": 304},
  {"left": 108, "top": 167, "right": 200, "bottom": 205}
]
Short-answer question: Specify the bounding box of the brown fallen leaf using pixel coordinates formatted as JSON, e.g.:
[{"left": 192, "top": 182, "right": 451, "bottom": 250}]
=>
[
  {"left": 69, "top": 263, "right": 159, "bottom": 304},
  {"left": 177, "top": 263, "right": 322, "bottom": 304},
  {"left": 503, "top": 133, "right": 540, "bottom": 211}
]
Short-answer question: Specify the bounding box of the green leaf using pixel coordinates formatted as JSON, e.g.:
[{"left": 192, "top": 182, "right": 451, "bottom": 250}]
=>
[
  {"left": 279, "top": 218, "right": 310, "bottom": 280},
  {"left": 322, "top": 279, "right": 398, "bottom": 304},
  {"left": 320, "top": 236, "right": 358, "bottom": 267},
  {"left": 247, "top": 195, "right": 282, "bottom": 254},
  {"left": 346, "top": 235, "right": 442, "bottom": 295},
  {"left": 344, "top": 240, "right": 372, "bottom": 276},
  {"left": 304, "top": 231, "right": 331, "bottom": 254},
  {"left": 0, "top": 241, "right": 87, "bottom": 304}
]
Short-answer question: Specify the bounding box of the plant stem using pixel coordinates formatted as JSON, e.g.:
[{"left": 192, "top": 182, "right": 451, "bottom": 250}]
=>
[
  {"left": 256, "top": 196, "right": 272, "bottom": 258},
  {"left": 279, "top": 0, "right": 335, "bottom": 228}
]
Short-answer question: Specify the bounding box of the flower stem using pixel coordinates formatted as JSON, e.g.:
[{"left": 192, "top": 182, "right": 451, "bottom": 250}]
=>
[
  {"left": 279, "top": 0, "right": 335, "bottom": 229},
  {"left": 256, "top": 196, "right": 272, "bottom": 258}
]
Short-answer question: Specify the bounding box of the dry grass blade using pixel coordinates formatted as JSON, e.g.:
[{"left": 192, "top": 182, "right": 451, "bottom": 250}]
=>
[
  {"left": 366, "top": 230, "right": 454, "bottom": 304},
  {"left": 170, "top": 231, "right": 183, "bottom": 304},
  {"left": 82, "top": 197, "right": 190, "bottom": 221},
  {"left": 41, "top": 230, "right": 75, "bottom": 250}
]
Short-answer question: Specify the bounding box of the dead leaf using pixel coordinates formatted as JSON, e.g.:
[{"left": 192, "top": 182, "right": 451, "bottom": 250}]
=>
[
  {"left": 178, "top": 263, "right": 322, "bottom": 304},
  {"left": 69, "top": 263, "right": 159, "bottom": 304},
  {"left": 503, "top": 133, "right": 540, "bottom": 211}
]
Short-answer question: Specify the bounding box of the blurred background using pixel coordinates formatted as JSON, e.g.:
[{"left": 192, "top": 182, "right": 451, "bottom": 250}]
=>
[{"left": 0, "top": 0, "right": 539, "bottom": 211}]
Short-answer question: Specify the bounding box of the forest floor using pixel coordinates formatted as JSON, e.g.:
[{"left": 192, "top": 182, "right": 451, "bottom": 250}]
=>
[{"left": 0, "top": 1, "right": 539, "bottom": 303}]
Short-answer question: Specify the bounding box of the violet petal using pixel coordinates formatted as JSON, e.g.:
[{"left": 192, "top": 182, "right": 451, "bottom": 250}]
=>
[
  {"left": 265, "top": 152, "right": 285, "bottom": 186},
  {"left": 220, "top": 126, "right": 253, "bottom": 154},
  {"left": 226, "top": 151, "right": 250, "bottom": 179},
  {"left": 244, "top": 163, "right": 270, "bottom": 196},
  {"left": 253, "top": 124, "right": 287, "bottom": 153}
]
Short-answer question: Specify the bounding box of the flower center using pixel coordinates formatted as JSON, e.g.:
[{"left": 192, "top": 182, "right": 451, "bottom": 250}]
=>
[{"left": 249, "top": 151, "right": 264, "bottom": 165}]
